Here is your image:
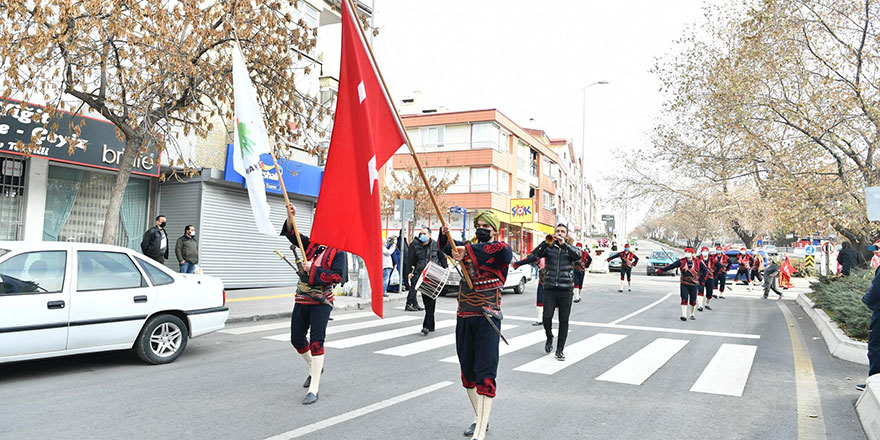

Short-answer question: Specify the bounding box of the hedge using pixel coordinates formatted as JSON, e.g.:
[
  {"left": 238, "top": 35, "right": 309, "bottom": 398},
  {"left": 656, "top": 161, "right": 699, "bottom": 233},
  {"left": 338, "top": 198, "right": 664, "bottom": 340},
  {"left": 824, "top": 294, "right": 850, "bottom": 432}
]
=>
[{"left": 809, "top": 269, "right": 875, "bottom": 341}]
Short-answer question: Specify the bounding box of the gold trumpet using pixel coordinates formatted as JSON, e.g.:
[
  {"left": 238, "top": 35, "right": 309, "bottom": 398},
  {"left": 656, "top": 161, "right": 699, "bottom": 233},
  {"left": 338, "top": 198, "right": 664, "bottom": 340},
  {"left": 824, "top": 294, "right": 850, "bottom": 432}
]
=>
[{"left": 545, "top": 234, "right": 556, "bottom": 244}]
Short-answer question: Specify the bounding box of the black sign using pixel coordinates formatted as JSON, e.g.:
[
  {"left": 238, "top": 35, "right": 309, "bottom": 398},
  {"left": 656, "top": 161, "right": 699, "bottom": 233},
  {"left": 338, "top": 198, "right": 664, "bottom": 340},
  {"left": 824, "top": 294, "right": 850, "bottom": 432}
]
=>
[
  {"left": 601, "top": 214, "right": 615, "bottom": 221},
  {"left": 0, "top": 98, "right": 160, "bottom": 176}
]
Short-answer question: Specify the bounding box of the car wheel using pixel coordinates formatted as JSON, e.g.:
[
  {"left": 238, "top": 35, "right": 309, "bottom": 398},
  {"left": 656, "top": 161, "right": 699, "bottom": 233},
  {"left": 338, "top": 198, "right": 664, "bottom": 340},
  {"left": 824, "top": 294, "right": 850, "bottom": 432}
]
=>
[
  {"left": 135, "top": 314, "right": 188, "bottom": 365},
  {"left": 513, "top": 277, "right": 526, "bottom": 295}
]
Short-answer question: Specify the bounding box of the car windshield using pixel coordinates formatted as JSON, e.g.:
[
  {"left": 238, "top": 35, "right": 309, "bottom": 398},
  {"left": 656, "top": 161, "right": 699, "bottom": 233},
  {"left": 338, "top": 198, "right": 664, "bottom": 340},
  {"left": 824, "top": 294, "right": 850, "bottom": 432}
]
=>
[{"left": 651, "top": 251, "right": 676, "bottom": 260}]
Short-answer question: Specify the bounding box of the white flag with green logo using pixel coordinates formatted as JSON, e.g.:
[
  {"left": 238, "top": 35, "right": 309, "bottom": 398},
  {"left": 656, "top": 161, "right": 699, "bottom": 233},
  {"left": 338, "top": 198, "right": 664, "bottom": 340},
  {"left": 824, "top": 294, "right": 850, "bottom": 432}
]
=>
[{"left": 232, "top": 43, "right": 277, "bottom": 236}]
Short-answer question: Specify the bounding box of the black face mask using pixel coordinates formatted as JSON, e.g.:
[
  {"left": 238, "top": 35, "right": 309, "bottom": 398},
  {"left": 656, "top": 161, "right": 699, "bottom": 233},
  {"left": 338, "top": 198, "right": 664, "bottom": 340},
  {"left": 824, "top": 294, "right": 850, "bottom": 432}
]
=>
[
  {"left": 159, "top": 221, "right": 167, "bottom": 228},
  {"left": 475, "top": 228, "right": 493, "bottom": 243}
]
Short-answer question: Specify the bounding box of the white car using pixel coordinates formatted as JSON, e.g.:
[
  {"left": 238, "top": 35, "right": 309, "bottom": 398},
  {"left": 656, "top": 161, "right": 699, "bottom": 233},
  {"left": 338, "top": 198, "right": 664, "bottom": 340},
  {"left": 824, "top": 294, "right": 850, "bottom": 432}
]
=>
[
  {"left": 0, "top": 241, "right": 228, "bottom": 365},
  {"left": 444, "top": 260, "right": 532, "bottom": 295}
]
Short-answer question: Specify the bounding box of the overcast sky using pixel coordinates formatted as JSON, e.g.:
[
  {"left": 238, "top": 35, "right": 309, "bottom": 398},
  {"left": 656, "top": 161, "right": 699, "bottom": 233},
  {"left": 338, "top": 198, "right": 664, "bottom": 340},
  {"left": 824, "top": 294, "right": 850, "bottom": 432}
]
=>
[{"left": 329, "top": 0, "right": 716, "bottom": 235}]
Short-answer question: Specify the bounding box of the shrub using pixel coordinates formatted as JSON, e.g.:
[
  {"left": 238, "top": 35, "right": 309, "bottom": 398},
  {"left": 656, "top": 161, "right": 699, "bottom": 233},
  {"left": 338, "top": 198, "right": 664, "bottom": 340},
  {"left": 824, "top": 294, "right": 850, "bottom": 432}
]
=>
[
  {"left": 789, "top": 257, "right": 813, "bottom": 278},
  {"left": 810, "top": 269, "right": 875, "bottom": 341}
]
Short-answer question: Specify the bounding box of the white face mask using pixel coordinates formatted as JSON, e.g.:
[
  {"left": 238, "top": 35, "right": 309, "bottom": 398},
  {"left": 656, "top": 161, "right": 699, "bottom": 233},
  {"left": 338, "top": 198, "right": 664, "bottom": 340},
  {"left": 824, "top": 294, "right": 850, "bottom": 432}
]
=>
[
  {"left": 685, "top": 252, "right": 694, "bottom": 258},
  {"left": 701, "top": 251, "right": 709, "bottom": 257}
]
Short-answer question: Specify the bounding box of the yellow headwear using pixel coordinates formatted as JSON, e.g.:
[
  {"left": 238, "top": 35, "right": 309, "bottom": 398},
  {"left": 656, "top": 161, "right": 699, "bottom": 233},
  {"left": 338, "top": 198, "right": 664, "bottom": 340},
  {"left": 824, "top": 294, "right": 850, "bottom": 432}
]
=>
[{"left": 473, "top": 210, "right": 500, "bottom": 232}]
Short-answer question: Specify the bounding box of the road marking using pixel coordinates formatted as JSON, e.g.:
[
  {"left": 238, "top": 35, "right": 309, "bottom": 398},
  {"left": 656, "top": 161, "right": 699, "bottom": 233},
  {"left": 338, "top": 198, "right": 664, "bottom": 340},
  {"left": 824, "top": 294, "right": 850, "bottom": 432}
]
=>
[
  {"left": 777, "top": 301, "right": 827, "bottom": 439},
  {"left": 439, "top": 330, "right": 546, "bottom": 364},
  {"left": 263, "top": 315, "right": 420, "bottom": 341},
  {"left": 513, "top": 333, "right": 627, "bottom": 375},
  {"left": 376, "top": 325, "right": 521, "bottom": 357},
  {"left": 263, "top": 381, "right": 453, "bottom": 440},
  {"left": 225, "top": 293, "right": 295, "bottom": 303},
  {"left": 609, "top": 292, "right": 674, "bottom": 324},
  {"left": 690, "top": 343, "right": 757, "bottom": 397},
  {"left": 326, "top": 320, "right": 456, "bottom": 349},
  {"left": 220, "top": 312, "right": 376, "bottom": 335},
  {"left": 596, "top": 338, "right": 689, "bottom": 385}
]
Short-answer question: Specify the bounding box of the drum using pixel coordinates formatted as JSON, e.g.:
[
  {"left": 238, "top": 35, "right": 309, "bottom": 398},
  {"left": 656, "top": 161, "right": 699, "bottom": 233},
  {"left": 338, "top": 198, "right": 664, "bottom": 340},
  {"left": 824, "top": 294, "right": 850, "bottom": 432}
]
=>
[{"left": 414, "top": 261, "right": 450, "bottom": 300}]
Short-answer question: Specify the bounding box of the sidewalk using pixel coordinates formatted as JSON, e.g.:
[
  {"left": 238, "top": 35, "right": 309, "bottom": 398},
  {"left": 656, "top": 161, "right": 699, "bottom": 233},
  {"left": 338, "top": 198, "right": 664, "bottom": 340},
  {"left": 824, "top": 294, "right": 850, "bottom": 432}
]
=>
[{"left": 224, "top": 286, "right": 411, "bottom": 323}]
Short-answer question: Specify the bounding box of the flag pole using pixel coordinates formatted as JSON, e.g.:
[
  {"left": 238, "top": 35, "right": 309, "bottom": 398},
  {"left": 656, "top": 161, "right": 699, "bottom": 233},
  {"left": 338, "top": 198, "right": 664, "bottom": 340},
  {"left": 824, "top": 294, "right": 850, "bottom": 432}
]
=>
[
  {"left": 344, "top": 0, "right": 473, "bottom": 288},
  {"left": 231, "top": 28, "right": 308, "bottom": 261}
]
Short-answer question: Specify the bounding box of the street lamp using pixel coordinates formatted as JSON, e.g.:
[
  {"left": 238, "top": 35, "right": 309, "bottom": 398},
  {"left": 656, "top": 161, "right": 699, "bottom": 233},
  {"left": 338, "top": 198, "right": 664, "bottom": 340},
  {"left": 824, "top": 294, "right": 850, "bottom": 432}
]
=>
[{"left": 580, "top": 80, "right": 608, "bottom": 236}]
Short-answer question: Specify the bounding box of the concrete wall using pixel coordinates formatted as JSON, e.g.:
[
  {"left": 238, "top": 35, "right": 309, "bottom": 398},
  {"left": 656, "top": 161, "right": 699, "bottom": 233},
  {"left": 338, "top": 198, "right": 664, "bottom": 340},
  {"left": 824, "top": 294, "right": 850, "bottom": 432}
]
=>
[{"left": 22, "top": 157, "right": 47, "bottom": 241}]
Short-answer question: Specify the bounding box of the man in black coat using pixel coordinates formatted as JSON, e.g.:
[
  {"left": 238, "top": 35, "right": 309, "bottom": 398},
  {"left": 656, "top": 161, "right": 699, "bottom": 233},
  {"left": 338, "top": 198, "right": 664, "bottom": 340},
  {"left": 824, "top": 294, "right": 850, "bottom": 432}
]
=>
[
  {"left": 405, "top": 228, "right": 447, "bottom": 335},
  {"left": 140, "top": 215, "right": 169, "bottom": 264},
  {"left": 522, "top": 224, "right": 581, "bottom": 361},
  {"left": 860, "top": 255, "right": 880, "bottom": 391},
  {"left": 838, "top": 242, "right": 865, "bottom": 276}
]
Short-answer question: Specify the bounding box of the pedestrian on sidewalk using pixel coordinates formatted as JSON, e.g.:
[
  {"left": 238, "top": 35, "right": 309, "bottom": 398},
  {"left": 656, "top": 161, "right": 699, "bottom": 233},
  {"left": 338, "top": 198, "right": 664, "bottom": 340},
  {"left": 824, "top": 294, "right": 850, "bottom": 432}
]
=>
[
  {"left": 859, "top": 247, "right": 880, "bottom": 392},
  {"left": 524, "top": 224, "right": 581, "bottom": 361},
  {"left": 382, "top": 236, "right": 396, "bottom": 297},
  {"left": 406, "top": 228, "right": 446, "bottom": 336},
  {"left": 439, "top": 211, "right": 512, "bottom": 440},
  {"left": 140, "top": 215, "right": 169, "bottom": 264},
  {"left": 281, "top": 204, "right": 347, "bottom": 405},
  {"left": 175, "top": 225, "right": 199, "bottom": 273},
  {"left": 572, "top": 242, "right": 592, "bottom": 302},
  {"left": 657, "top": 247, "right": 708, "bottom": 321},
  {"left": 762, "top": 258, "right": 783, "bottom": 299},
  {"left": 606, "top": 243, "right": 639, "bottom": 292},
  {"left": 838, "top": 241, "right": 865, "bottom": 276}
]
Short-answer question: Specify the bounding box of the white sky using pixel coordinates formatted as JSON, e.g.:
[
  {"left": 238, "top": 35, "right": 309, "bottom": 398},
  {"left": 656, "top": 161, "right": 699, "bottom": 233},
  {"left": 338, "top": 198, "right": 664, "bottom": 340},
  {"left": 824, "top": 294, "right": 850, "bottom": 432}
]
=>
[{"left": 324, "top": 0, "right": 715, "bottom": 236}]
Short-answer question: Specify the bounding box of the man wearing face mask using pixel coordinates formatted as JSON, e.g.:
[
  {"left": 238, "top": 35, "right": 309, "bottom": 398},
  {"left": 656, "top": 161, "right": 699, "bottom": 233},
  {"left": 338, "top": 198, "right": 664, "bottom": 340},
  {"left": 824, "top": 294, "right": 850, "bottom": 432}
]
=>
[
  {"left": 405, "top": 228, "right": 446, "bottom": 328},
  {"left": 439, "top": 211, "right": 512, "bottom": 440},
  {"left": 141, "top": 215, "right": 169, "bottom": 264},
  {"left": 523, "top": 224, "right": 581, "bottom": 361},
  {"left": 696, "top": 247, "right": 720, "bottom": 311},
  {"left": 175, "top": 225, "right": 199, "bottom": 273},
  {"left": 572, "top": 242, "right": 592, "bottom": 303},
  {"left": 713, "top": 247, "right": 732, "bottom": 299},
  {"left": 606, "top": 243, "right": 639, "bottom": 292},
  {"left": 657, "top": 247, "right": 708, "bottom": 321},
  {"left": 733, "top": 248, "right": 752, "bottom": 289}
]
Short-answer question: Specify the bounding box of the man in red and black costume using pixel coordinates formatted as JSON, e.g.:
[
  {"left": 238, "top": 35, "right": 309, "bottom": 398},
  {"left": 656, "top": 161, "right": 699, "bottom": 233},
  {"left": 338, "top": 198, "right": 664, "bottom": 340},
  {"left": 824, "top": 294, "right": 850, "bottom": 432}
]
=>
[
  {"left": 733, "top": 248, "right": 752, "bottom": 288},
  {"left": 713, "top": 246, "right": 732, "bottom": 299},
  {"left": 440, "top": 210, "right": 512, "bottom": 440},
  {"left": 281, "top": 204, "right": 347, "bottom": 405},
  {"left": 696, "top": 247, "right": 722, "bottom": 311},
  {"left": 657, "top": 247, "right": 707, "bottom": 321},
  {"left": 607, "top": 243, "right": 639, "bottom": 292},
  {"left": 572, "top": 242, "right": 592, "bottom": 303}
]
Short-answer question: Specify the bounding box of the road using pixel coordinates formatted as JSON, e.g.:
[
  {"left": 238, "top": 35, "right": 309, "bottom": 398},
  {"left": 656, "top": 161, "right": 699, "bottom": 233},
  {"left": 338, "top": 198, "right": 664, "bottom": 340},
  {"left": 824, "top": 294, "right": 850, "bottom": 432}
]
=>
[{"left": 0, "top": 240, "right": 867, "bottom": 439}]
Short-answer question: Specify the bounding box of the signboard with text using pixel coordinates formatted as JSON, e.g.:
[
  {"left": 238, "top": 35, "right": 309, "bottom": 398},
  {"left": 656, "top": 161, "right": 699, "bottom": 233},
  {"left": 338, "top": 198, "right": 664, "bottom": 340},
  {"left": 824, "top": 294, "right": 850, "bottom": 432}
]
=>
[
  {"left": 0, "top": 98, "right": 160, "bottom": 176},
  {"left": 510, "top": 198, "right": 534, "bottom": 223},
  {"left": 223, "top": 145, "right": 322, "bottom": 198}
]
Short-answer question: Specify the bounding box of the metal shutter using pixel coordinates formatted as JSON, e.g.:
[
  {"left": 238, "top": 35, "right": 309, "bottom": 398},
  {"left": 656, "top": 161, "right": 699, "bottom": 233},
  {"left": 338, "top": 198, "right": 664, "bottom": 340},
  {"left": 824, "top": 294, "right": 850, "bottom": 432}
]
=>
[
  {"left": 156, "top": 182, "right": 202, "bottom": 271},
  {"left": 199, "top": 183, "right": 314, "bottom": 288}
]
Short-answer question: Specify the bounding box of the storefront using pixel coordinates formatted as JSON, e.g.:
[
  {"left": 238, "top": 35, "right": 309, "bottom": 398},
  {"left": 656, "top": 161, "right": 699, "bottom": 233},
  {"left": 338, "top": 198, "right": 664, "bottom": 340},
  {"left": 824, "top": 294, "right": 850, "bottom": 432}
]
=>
[
  {"left": 157, "top": 145, "right": 323, "bottom": 289},
  {"left": 0, "top": 99, "right": 159, "bottom": 247}
]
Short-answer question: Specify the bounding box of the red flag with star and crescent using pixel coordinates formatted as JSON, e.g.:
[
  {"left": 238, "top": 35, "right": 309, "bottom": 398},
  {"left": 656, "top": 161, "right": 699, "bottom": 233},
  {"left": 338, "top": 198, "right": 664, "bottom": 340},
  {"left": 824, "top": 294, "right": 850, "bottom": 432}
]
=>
[{"left": 309, "top": 0, "right": 407, "bottom": 318}]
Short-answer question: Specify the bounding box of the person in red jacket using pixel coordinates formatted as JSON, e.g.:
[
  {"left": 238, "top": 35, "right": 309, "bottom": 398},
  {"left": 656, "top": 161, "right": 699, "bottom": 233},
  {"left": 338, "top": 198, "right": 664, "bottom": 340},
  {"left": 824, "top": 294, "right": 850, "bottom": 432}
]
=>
[
  {"left": 572, "top": 242, "right": 593, "bottom": 302},
  {"left": 733, "top": 248, "right": 752, "bottom": 288},
  {"left": 696, "top": 247, "right": 720, "bottom": 311},
  {"left": 657, "top": 247, "right": 708, "bottom": 321},
  {"left": 607, "top": 243, "right": 639, "bottom": 292},
  {"left": 713, "top": 247, "right": 732, "bottom": 299}
]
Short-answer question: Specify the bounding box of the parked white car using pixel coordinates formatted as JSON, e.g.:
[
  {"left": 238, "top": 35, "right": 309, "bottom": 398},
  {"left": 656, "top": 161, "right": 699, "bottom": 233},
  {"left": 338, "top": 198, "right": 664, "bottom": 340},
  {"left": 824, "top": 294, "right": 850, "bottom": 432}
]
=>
[
  {"left": 0, "top": 241, "right": 228, "bottom": 365},
  {"left": 444, "top": 259, "right": 532, "bottom": 295}
]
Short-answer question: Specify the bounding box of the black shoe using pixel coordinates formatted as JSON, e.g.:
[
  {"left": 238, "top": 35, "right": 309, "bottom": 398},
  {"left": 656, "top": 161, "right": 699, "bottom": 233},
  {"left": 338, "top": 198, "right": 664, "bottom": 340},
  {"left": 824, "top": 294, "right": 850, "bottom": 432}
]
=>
[
  {"left": 420, "top": 327, "right": 429, "bottom": 336},
  {"left": 857, "top": 383, "right": 867, "bottom": 392},
  {"left": 573, "top": 298, "right": 581, "bottom": 303},
  {"left": 689, "top": 315, "right": 696, "bottom": 320},
  {"left": 555, "top": 351, "right": 565, "bottom": 361},
  {"left": 680, "top": 316, "right": 687, "bottom": 321},
  {"left": 404, "top": 304, "right": 418, "bottom": 311},
  {"left": 463, "top": 422, "right": 488, "bottom": 437},
  {"left": 302, "top": 368, "right": 325, "bottom": 388},
  {"left": 416, "top": 305, "right": 425, "bottom": 311},
  {"left": 302, "top": 392, "right": 319, "bottom": 405},
  {"left": 697, "top": 307, "right": 704, "bottom": 312},
  {"left": 719, "top": 295, "right": 726, "bottom": 299},
  {"left": 617, "top": 289, "right": 623, "bottom": 292},
  {"left": 762, "top": 294, "right": 768, "bottom": 299},
  {"left": 532, "top": 321, "right": 542, "bottom": 326},
  {"left": 545, "top": 337, "right": 553, "bottom": 353},
  {"left": 705, "top": 305, "right": 712, "bottom": 310},
  {"left": 328, "top": 317, "right": 334, "bottom": 321}
]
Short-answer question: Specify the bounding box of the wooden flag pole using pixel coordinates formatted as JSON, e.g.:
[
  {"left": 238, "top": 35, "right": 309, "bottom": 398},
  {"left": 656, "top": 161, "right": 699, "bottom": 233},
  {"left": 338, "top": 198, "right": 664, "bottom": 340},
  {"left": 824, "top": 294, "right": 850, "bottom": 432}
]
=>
[
  {"left": 270, "top": 152, "right": 308, "bottom": 261},
  {"left": 344, "top": 0, "right": 473, "bottom": 288}
]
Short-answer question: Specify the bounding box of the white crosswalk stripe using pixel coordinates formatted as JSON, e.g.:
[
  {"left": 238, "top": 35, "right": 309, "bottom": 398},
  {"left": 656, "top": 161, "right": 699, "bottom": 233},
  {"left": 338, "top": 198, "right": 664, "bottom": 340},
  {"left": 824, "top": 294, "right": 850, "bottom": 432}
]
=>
[
  {"left": 596, "top": 338, "right": 689, "bottom": 385},
  {"left": 221, "top": 312, "right": 375, "bottom": 335},
  {"left": 513, "top": 333, "right": 627, "bottom": 375},
  {"left": 263, "top": 315, "right": 419, "bottom": 342},
  {"left": 439, "top": 329, "right": 546, "bottom": 364},
  {"left": 326, "top": 320, "right": 457, "bottom": 349},
  {"left": 690, "top": 343, "right": 757, "bottom": 397},
  {"left": 376, "top": 325, "right": 520, "bottom": 357}
]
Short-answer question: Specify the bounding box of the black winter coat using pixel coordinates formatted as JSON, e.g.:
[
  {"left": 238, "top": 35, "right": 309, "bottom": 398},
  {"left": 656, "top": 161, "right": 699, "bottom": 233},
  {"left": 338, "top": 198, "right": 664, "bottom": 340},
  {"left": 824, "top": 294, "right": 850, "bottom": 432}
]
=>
[
  {"left": 529, "top": 240, "right": 581, "bottom": 290},
  {"left": 405, "top": 239, "right": 446, "bottom": 279},
  {"left": 140, "top": 226, "right": 169, "bottom": 260}
]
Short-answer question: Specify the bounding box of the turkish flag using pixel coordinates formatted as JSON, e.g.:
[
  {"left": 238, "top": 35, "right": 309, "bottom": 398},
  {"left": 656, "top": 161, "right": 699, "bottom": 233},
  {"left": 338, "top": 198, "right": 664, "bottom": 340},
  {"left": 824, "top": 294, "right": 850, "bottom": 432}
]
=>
[{"left": 309, "top": 0, "right": 407, "bottom": 318}]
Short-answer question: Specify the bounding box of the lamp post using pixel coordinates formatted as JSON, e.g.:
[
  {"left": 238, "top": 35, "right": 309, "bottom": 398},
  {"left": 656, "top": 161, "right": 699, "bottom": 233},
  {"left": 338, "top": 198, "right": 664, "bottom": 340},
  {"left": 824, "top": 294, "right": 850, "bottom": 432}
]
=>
[{"left": 580, "top": 80, "right": 608, "bottom": 236}]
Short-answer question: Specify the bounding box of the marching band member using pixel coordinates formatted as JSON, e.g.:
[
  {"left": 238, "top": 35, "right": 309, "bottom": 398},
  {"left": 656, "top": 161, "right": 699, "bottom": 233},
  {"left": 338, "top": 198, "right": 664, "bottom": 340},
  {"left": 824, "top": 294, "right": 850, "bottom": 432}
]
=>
[
  {"left": 572, "top": 242, "right": 593, "bottom": 303},
  {"left": 713, "top": 247, "right": 732, "bottom": 299},
  {"left": 606, "top": 243, "right": 639, "bottom": 292},
  {"left": 696, "top": 247, "right": 722, "bottom": 311},
  {"left": 657, "top": 247, "right": 708, "bottom": 321},
  {"left": 440, "top": 211, "right": 512, "bottom": 440},
  {"left": 513, "top": 254, "right": 546, "bottom": 326},
  {"left": 281, "top": 204, "right": 347, "bottom": 405},
  {"left": 733, "top": 248, "right": 752, "bottom": 288},
  {"left": 750, "top": 250, "right": 765, "bottom": 286}
]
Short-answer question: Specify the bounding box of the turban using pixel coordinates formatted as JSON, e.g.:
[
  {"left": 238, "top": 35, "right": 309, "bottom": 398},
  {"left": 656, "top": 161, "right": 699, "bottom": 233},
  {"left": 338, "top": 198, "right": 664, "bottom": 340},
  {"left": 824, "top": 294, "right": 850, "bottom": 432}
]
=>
[{"left": 473, "top": 210, "right": 500, "bottom": 232}]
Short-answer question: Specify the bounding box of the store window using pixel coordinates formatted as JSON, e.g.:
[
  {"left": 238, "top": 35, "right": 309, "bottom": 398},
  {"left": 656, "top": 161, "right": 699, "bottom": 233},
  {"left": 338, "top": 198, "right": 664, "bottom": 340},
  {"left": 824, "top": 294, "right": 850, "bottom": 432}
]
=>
[
  {"left": 0, "top": 156, "right": 25, "bottom": 240},
  {"left": 44, "top": 166, "right": 149, "bottom": 250}
]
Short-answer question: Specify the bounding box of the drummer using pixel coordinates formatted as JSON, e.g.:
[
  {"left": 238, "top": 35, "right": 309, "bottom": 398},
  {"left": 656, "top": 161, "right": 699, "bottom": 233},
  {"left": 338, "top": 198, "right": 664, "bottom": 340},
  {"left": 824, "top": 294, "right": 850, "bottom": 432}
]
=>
[
  {"left": 440, "top": 211, "right": 512, "bottom": 440},
  {"left": 405, "top": 227, "right": 447, "bottom": 335}
]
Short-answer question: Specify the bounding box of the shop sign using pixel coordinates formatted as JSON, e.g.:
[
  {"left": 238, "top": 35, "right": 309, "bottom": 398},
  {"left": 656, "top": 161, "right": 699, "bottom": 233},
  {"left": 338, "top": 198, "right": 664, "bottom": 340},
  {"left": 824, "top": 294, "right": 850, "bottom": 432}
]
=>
[
  {"left": 223, "top": 145, "right": 323, "bottom": 198},
  {"left": 510, "top": 198, "right": 534, "bottom": 223},
  {"left": 0, "top": 98, "right": 160, "bottom": 176}
]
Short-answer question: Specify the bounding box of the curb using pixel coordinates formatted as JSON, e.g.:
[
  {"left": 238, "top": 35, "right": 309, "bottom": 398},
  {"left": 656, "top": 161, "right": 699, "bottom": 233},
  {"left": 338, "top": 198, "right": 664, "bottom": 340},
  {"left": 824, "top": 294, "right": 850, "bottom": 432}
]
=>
[
  {"left": 795, "top": 292, "right": 867, "bottom": 366},
  {"left": 225, "top": 294, "right": 410, "bottom": 324},
  {"left": 857, "top": 376, "right": 880, "bottom": 440}
]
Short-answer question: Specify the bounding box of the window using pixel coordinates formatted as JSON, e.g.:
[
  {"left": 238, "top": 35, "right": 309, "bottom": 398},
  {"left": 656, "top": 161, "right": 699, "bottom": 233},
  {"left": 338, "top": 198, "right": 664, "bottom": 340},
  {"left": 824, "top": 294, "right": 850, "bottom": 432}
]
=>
[
  {"left": 420, "top": 126, "right": 444, "bottom": 148},
  {"left": 497, "top": 171, "right": 510, "bottom": 195},
  {"left": 447, "top": 168, "right": 470, "bottom": 193},
  {"left": 542, "top": 157, "right": 554, "bottom": 177},
  {"left": 530, "top": 149, "right": 538, "bottom": 177},
  {"left": 543, "top": 192, "right": 555, "bottom": 210},
  {"left": 291, "top": 1, "right": 320, "bottom": 28},
  {"left": 0, "top": 251, "right": 66, "bottom": 294},
  {"left": 135, "top": 256, "right": 174, "bottom": 286},
  {"left": 0, "top": 156, "right": 25, "bottom": 240},
  {"left": 77, "top": 251, "right": 146, "bottom": 291},
  {"left": 472, "top": 123, "right": 500, "bottom": 150},
  {"left": 517, "top": 142, "right": 530, "bottom": 173},
  {"left": 499, "top": 131, "right": 510, "bottom": 153},
  {"left": 471, "top": 168, "right": 490, "bottom": 192}
]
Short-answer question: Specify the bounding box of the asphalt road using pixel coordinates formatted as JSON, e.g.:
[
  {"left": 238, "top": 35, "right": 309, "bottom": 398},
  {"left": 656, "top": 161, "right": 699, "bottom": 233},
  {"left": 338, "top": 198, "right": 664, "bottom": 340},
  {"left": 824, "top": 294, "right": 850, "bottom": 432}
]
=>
[{"left": 0, "top": 240, "right": 868, "bottom": 440}]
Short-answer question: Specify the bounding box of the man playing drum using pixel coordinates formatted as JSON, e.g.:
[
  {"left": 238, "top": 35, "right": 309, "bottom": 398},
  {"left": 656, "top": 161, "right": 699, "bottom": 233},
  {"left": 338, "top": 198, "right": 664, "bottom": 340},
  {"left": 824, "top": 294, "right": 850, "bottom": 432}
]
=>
[{"left": 440, "top": 211, "right": 512, "bottom": 440}]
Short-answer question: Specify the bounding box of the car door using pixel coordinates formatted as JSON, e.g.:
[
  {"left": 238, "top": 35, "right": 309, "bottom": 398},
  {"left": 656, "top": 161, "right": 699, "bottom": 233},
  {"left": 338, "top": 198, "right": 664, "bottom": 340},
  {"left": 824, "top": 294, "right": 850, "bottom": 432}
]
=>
[
  {"left": 0, "top": 249, "right": 71, "bottom": 358},
  {"left": 67, "top": 250, "right": 154, "bottom": 350}
]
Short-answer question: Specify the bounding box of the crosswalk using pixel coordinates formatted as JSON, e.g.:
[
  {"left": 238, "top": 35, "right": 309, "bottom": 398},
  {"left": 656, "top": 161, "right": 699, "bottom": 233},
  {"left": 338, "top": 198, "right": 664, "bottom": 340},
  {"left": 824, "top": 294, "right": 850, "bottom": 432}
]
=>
[{"left": 222, "top": 311, "right": 761, "bottom": 397}]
